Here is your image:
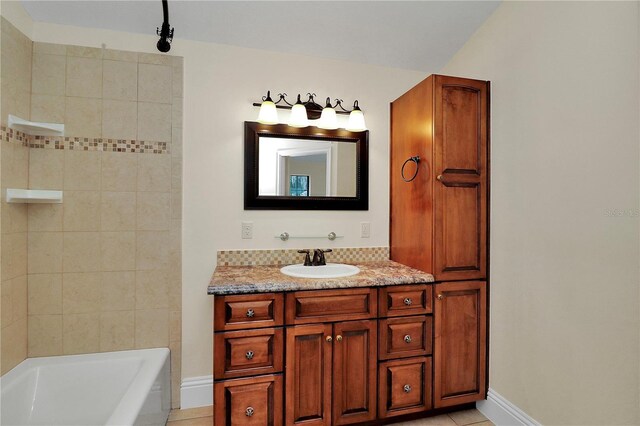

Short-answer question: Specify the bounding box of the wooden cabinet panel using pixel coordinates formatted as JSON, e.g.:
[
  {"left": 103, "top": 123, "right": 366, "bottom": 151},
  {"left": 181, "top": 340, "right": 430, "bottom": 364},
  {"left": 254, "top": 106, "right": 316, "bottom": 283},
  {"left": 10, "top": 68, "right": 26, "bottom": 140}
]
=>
[
  {"left": 285, "top": 288, "right": 377, "bottom": 325},
  {"left": 379, "top": 316, "right": 432, "bottom": 360},
  {"left": 214, "top": 374, "right": 282, "bottom": 426},
  {"left": 214, "top": 328, "right": 283, "bottom": 380},
  {"left": 433, "top": 76, "right": 487, "bottom": 281},
  {"left": 285, "top": 324, "right": 333, "bottom": 425},
  {"left": 379, "top": 357, "right": 432, "bottom": 418},
  {"left": 379, "top": 284, "right": 432, "bottom": 318},
  {"left": 214, "top": 293, "right": 283, "bottom": 331},
  {"left": 332, "top": 320, "right": 377, "bottom": 425},
  {"left": 434, "top": 281, "right": 487, "bottom": 408}
]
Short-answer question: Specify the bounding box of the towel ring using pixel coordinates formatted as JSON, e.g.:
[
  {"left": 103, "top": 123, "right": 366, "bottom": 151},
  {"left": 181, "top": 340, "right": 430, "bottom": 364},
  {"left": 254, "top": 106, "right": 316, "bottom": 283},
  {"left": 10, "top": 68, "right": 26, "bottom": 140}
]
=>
[{"left": 401, "top": 156, "right": 420, "bottom": 182}]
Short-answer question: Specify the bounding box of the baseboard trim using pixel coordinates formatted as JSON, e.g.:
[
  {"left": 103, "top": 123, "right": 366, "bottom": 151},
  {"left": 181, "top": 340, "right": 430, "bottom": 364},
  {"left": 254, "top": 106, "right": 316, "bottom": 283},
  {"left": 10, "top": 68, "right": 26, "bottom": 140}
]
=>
[
  {"left": 180, "top": 375, "right": 213, "bottom": 409},
  {"left": 477, "top": 388, "right": 541, "bottom": 426}
]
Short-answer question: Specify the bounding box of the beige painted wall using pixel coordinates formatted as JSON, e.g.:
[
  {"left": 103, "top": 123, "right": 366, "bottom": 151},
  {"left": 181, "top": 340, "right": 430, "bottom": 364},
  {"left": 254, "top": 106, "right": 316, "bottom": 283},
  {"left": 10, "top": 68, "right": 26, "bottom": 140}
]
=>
[
  {"left": 441, "top": 2, "right": 640, "bottom": 424},
  {"left": 1, "top": 5, "right": 426, "bottom": 382}
]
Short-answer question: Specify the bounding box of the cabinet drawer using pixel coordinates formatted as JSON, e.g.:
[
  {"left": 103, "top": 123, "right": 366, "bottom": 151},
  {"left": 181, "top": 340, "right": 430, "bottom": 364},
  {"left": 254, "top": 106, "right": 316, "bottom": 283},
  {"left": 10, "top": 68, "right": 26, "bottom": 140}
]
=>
[
  {"left": 285, "top": 288, "right": 377, "bottom": 325},
  {"left": 379, "top": 316, "right": 432, "bottom": 360},
  {"left": 378, "top": 357, "right": 432, "bottom": 418},
  {"left": 214, "top": 293, "right": 283, "bottom": 331},
  {"left": 214, "top": 328, "right": 283, "bottom": 380},
  {"left": 379, "top": 284, "right": 432, "bottom": 317},
  {"left": 214, "top": 374, "right": 283, "bottom": 426}
]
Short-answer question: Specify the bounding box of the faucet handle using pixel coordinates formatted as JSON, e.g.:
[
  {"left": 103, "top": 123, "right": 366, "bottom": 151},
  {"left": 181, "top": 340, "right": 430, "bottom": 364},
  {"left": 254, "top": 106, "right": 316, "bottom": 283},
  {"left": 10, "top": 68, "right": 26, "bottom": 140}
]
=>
[{"left": 298, "top": 249, "right": 312, "bottom": 266}]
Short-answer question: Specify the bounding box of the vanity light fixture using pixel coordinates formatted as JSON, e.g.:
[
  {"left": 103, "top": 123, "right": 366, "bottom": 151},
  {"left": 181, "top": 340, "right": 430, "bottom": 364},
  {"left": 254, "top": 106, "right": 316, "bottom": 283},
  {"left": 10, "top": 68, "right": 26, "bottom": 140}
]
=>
[{"left": 253, "top": 92, "right": 366, "bottom": 130}]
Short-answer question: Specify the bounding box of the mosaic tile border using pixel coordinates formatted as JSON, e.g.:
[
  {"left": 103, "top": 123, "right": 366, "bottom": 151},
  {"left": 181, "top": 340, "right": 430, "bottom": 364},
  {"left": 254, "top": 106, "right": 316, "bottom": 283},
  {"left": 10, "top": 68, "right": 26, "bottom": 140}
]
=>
[
  {"left": 217, "top": 247, "right": 390, "bottom": 266},
  {"left": 1, "top": 127, "right": 169, "bottom": 154}
]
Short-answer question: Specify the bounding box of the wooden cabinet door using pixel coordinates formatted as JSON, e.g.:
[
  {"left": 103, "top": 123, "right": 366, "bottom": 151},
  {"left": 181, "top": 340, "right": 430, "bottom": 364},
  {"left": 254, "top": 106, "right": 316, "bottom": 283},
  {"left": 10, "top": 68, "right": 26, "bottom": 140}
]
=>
[
  {"left": 434, "top": 281, "right": 487, "bottom": 408},
  {"left": 332, "top": 320, "right": 377, "bottom": 425},
  {"left": 214, "top": 374, "right": 282, "bottom": 425},
  {"left": 285, "top": 324, "right": 332, "bottom": 426},
  {"left": 433, "top": 75, "right": 488, "bottom": 281}
]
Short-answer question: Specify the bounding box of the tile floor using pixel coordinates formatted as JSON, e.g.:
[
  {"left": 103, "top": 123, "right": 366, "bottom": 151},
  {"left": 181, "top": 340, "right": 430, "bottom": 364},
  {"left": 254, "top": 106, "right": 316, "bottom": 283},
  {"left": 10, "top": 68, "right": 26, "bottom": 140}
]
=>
[{"left": 166, "top": 406, "right": 493, "bottom": 426}]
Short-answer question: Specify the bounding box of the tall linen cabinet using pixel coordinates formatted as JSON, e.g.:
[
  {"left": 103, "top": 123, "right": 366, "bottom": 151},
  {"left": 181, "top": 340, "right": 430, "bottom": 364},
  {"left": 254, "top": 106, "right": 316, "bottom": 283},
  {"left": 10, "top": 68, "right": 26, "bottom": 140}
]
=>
[{"left": 390, "top": 74, "right": 489, "bottom": 408}]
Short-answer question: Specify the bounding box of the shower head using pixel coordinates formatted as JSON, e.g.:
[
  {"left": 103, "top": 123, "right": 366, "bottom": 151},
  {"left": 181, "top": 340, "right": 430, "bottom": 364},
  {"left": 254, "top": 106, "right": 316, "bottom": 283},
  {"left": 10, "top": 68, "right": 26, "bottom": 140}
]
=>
[{"left": 156, "top": 0, "right": 174, "bottom": 53}]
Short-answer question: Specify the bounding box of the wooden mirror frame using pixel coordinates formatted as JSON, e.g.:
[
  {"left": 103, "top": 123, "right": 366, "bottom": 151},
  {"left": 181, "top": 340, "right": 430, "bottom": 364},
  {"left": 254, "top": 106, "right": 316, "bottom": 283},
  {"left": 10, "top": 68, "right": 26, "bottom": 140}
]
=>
[{"left": 244, "top": 121, "right": 369, "bottom": 210}]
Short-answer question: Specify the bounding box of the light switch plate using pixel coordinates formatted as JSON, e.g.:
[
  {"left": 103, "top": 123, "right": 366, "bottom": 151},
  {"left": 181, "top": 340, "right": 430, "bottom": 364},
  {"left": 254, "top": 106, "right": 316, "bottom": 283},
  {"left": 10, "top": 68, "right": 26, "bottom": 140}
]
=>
[{"left": 360, "top": 222, "right": 371, "bottom": 238}]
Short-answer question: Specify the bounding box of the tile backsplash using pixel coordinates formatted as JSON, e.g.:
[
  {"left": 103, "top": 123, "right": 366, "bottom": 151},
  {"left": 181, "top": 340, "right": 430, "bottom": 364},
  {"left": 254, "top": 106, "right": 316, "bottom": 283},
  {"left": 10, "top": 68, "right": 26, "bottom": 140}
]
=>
[{"left": 217, "top": 247, "right": 390, "bottom": 266}]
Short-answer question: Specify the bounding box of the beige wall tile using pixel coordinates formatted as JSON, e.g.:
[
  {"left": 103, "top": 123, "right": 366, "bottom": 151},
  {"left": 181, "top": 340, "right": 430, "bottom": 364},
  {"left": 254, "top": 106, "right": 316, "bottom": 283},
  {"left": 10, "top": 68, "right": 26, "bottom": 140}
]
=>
[
  {"left": 30, "top": 94, "right": 65, "bottom": 123},
  {"left": 172, "top": 59, "right": 183, "bottom": 99},
  {"left": 67, "top": 45, "right": 102, "bottom": 59},
  {"left": 101, "top": 271, "right": 135, "bottom": 311},
  {"left": 66, "top": 56, "right": 102, "bottom": 98},
  {"left": 135, "top": 309, "right": 169, "bottom": 348},
  {"left": 29, "top": 148, "right": 64, "bottom": 190},
  {"left": 62, "top": 232, "right": 101, "bottom": 272},
  {"left": 171, "top": 157, "right": 182, "bottom": 191},
  {"left": 63, "top": 191, "right": 101, "bottom": 231},
  {"left": 64, "top": 150, "right": 101, "bottom": 190},
  {"left": 169, "top": 310, "right": 181, "bottom": 342},
  {"left": 1, "top": 141, "right": 15, "bottom": 187},
  {"left": 172, "top": 100, "right": 182, "bottom": 128},
  {"left": 2, "top": 233, "right": 27, "bottom": 280},
  {"left": 101, "top": 152, "right": 136, "bottom": 192},
  {"left": 12, "top": 275, "right": 27, "bottom": 322},
  {"left": 100, "top": 310, "right": 134, "bottom": 352},
  {"left": 138, "top": 53, "right": 173, "bottom": 66},
  {"left": 103, "top": 60, "right": 137, "bottom": 101},
  {"left": 103, "top": 49, "right": 138, "bottom": 62},
  {"left": 137, "top": 102, "right": 171, "bottom": 142},
  {"left": 137, "top": 192, "right": 170, "bottom": 231},
  {"left": 1, "top": 317, "right": 27, "bottom": 374},
  {"left": 135, "top": 269, "right": 169, "bottom": 310},
  {"left": 136, "top": 231, "right": 170, "bottom": 270},
  {"left": 3, "top": 202, "right": 28, "bottom": 233},
  {"left": 137, "top": 154, "right": 171, "bottom": 192},
  {"left": 65, "top": 97, "right": 102, "bottom": 137},
  {"left": 1, "top": 280, "right": 13, "bottom": 327},
  {"left": 28, "top": 273, "right": 63, "bottom": 315},
  {"left": 171, "top": 191, "right": 182, "bottom": 221},
  {"left": 6, "top": 145, "right": 30, "bottom": 189},
  {"left": 102, "top": 99, "right": 137, "bottom": 139},
  {"left": 28, "top": 232, "right": 63, "bottom": 274},
  {"left": 101, "top": 231, "right": 135, "bottom": 271},
  {"left": 62, "top": 272, "right": 101, "bottom": 314},
  {"left": 63, "top": 313, "right": 100, "bottom": 354},
  {"left": 171, "top": 128, "right": 181, "bottom": 157},
  {"left": 101, "top": 192, "right": 136, "bottom": 231},
  {"left": 138, "top": 63, "right": 172, "bottom": 104},
  {"left": 28, "top": 314, "right": 63, "bottom": 357},
  {"left": 169, "top": 340, "right": 181, "bottom": 408},
  {"left": 33, "top": 42, "right": 67, "bottom": 56},
  {"left": 28, "top": 204, "right": 63, "bottom": 232},
  {"left": 32, "top": 53, "right": 66, "bottom": 96}
]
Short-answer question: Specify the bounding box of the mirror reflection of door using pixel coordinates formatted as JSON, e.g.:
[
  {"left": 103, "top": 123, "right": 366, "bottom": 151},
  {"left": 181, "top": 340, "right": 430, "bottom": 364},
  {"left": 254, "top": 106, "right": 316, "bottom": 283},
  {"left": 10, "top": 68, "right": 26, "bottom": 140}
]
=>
[{"left": 258, "top": 137, "right": 357, "bottom": 197}]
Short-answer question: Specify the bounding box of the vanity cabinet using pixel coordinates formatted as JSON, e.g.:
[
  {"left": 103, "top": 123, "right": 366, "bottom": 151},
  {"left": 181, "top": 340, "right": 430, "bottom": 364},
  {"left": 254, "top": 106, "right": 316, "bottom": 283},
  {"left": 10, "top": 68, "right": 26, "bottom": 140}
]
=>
[
  {"left": 433, "top": 281, "right": 487, "bottom": 408},
  {"left": 390, "top": 74, "right": 489, "bottom": 282}
]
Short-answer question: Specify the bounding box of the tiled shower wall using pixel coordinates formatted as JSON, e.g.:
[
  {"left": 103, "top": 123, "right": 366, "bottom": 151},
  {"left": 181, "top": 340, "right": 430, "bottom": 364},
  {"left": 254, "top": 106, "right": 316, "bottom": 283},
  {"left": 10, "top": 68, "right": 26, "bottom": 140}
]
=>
[
  {"left": 0, "top": 18, "right": 183, "bottom": 407},
  {"left": 0, "top": 18, "right": 31, "bottom": 375}
]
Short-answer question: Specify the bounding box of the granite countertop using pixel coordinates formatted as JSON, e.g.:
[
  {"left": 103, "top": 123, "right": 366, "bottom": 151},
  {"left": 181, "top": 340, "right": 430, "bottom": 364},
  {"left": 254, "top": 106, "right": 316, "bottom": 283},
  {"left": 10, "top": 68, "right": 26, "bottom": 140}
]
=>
[{"left": 208, "top": 260, "right": 434, "bottom": 295}]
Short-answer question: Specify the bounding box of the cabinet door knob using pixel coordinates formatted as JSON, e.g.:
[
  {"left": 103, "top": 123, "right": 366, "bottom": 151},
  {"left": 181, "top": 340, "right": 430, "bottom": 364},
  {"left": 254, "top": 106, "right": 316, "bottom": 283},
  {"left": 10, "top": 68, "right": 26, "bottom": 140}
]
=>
[
  {"left": 245, "top": 407, "right": 254, "bottom": 417},
  {"left": 437, "top": 294, "right": 444, "bottom": 300},
  {"left": 403, "top": 384, "right": 412, "bottom": 393},
  {"left": 403, "top": 297, "right": 412, "bottom": 306},
  {"left": 246, "top": 309, "right": 255, "bottom": 318},
  {"left": 326, "top": 336, "right": 333, "bottom": 342},
  {"left": 436, "top": 174, "right": 443, "bottom": 182},
  {"left": 404, "top": 334, "right": 412, "bottom": 344},
  {"left": 245, "top": 350, "right": 254, "bottom": 360},
  {"left": 336, "top": 335, "right": 343, "bottom": 342}
]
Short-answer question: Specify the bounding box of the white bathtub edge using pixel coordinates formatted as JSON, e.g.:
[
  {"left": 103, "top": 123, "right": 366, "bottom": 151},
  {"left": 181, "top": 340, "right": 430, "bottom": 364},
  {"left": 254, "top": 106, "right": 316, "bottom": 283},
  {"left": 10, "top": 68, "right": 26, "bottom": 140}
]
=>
[{"left": 180, "top": 375, "right": 213, "bottom": 409}]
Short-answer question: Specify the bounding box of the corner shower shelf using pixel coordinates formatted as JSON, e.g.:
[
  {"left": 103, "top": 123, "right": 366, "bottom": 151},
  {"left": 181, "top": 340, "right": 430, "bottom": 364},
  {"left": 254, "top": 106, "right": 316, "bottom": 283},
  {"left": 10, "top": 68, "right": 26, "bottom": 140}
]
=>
[
  {"left": 8, "top": 115, "right": 64, "bottom": 136},
  {"left": 6, "top": 189, "right": 63, "bottom": 204}
]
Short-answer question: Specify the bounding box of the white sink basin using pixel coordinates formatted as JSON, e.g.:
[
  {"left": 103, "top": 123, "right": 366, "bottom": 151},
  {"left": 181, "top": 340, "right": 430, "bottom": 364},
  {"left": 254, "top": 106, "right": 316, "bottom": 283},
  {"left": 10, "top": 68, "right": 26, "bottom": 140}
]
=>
[{"left": 280, "top": 263, "right": 360, "bottom": 279}]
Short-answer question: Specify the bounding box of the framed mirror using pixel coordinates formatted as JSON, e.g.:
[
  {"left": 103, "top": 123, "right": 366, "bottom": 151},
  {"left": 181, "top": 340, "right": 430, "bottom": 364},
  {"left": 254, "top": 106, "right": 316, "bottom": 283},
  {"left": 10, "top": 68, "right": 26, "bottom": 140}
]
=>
[{"left": 244, "top": 121, "right": 369, "bottom": 210}]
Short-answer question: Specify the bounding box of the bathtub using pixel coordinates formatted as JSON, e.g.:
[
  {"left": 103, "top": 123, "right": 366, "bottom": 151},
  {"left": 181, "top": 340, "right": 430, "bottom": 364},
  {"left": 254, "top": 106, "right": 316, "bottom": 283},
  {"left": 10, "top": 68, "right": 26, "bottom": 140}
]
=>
[{"left": 0, "top": 348, "right": 170, "bottom": 426}]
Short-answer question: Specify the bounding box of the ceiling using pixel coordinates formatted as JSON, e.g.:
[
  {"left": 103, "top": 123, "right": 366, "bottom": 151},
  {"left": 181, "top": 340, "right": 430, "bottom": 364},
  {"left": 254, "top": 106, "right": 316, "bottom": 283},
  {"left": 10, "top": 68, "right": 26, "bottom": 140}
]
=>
[{"left": 21, "top": 1, "right": 500, "bottom": 72}]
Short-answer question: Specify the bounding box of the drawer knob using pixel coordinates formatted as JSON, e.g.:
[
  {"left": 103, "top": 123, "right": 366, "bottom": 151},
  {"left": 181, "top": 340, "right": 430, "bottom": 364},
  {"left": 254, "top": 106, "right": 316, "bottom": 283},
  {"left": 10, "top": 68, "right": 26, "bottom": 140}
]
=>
[
  {"left": 326, "top": 336, "right": 333, "bottom": 342},
  {"left": 403, "top": 297, "right": 412, "bottom": 306},
  {"left": 245, "top": 350, "right": 254, "bottom": 360},
  {"left": 336, "top": 335, "right": 343, "bottom": 342},
  {"left": 246, "top": 309, "right": 255, "bottom": 318},
  {"left": 245, "top": 407, "right": 254, "bottom": 417},
  {"left": 437, "top": 294, "right": 444, "bottom": 301},
  {"left": 404, "top": 334, "right": 412, "bottom": 344},
  {"left": 403, "top": 384, "right": 412, "bottom": 393}
]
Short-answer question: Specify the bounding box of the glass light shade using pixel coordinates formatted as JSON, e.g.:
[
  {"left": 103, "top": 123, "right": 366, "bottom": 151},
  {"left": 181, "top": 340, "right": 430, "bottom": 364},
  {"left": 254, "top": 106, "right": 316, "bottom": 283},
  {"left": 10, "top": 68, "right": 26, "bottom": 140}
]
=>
[
  {"left": 346, "top": 109, "right": 367, "bottom": 131},
  {"left": 318, "top": 107, "right": 338, "bottom": 130},
  {"left": 257, "top": 100, "right": 278, "bottom": 124},
  {"left": 288, "top": 103, "right": 309, "bottom": 128}
]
